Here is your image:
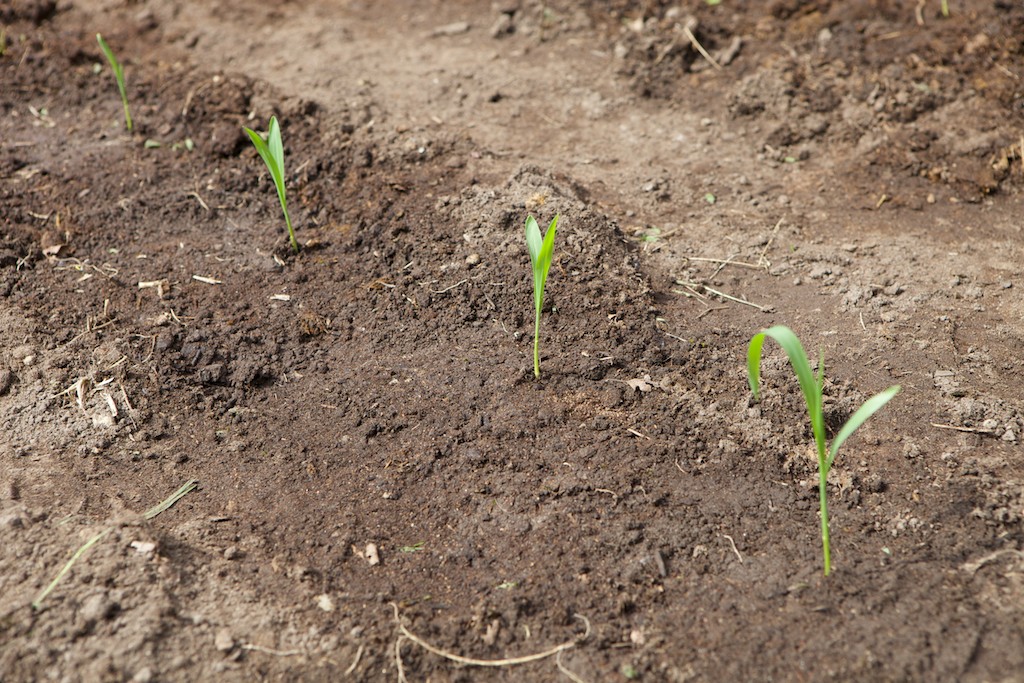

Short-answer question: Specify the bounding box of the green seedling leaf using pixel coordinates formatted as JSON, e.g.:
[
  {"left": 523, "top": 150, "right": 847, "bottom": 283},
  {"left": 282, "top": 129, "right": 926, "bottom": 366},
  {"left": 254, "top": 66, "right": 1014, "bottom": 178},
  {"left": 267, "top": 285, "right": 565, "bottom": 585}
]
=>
[
  {"left": 399, "top": 542, "right": 425, "bottom": 553},
  {"left": 827, "top": 386, "right": 901, "bottom": 471},
  {"left": 525, "top": 214, "right": 559, "bottom": 378},
  {"left": 32, "top": 528, "right": 111, "bottom": 610},
  {"left": 96, "top": 34, "right": 133, "bottom": 133},
  {"left": 143, "top": 479, "right": 198, "bottom": 520},
  {"left": 244, "top": 116, "right": 300, "bottom": 253},
  {"left": 748, "top": 325, "right": 899, "bottom": 576},
  {"left": 704, "top": 192, "right": 716, "bottom": 204}
]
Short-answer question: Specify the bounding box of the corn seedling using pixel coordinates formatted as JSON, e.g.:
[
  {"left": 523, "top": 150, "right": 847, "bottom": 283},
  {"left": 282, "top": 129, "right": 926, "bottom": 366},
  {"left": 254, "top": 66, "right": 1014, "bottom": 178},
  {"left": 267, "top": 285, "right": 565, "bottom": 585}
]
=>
[
  {"left": 525, "top": 214, "right": 558, "bottom": 378},
  {"left": 96, "top": 34, "right": 132, "bottom": 133},
  {"left": 747, "top": 325, "right": 900, "bottom": 576},
  {"left": 244, "top": 116, "right": 300, "bottom": 253}
]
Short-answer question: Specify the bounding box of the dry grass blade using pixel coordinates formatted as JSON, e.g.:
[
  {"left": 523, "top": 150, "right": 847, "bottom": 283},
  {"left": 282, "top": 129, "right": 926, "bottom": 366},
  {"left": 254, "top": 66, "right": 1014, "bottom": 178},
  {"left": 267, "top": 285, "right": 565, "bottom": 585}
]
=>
[{"left": 391, "top": 603, "right": 590, "bottom": 681}]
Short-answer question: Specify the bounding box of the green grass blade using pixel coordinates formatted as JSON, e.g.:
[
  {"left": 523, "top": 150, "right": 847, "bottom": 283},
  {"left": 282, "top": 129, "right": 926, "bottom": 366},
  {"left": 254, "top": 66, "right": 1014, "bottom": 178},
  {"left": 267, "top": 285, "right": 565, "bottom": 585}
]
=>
[
  {"left": 143, "top": 479, "right": 199, "bottom": 520},
  {"left": 746, "top": 332, "right": 767, "bottom": 400},
  {"left": 748, "top": 326, "right": 820, "bottom": 421},
  {"left": 96, "top": 34, "right": 132, "bottom": 132},
  {"left": 243, "top": 126, "right": 283, "bottom": 191},
  {"left": 268, "top": 117, "right": 285, "bottom": 179},
  {"left": 32, "top": 528, "right": 111, "bottom": 610},
  {"left": 827, "top": 385, "right": 900, "bottom": 470}
]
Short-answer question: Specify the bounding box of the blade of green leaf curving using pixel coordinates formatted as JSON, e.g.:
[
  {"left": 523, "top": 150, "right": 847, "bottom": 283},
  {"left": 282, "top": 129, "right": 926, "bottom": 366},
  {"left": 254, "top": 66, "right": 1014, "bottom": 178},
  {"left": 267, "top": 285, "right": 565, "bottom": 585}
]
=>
[
  {"left": 244, "top": 128, "right": 271, "bottom": 172},
  {"left": 244, "top": 126, "right": 283, "bottom": 193},
  {"left": 749, "top": 326, "right": 828, "bottom": 457},
  {"left": 749, "top": 326, "right": 818, "bottom": 414},
  {"left": 827, "top": 385, "right": 900, "bottom": 470}
]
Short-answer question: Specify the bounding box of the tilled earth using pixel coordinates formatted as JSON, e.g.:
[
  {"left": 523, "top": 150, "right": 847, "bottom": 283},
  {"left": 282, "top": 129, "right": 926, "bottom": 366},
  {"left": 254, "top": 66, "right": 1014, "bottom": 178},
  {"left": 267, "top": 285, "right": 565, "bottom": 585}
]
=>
[{"left": 2, "top": 1, "right": 1024, "bottom": 681}]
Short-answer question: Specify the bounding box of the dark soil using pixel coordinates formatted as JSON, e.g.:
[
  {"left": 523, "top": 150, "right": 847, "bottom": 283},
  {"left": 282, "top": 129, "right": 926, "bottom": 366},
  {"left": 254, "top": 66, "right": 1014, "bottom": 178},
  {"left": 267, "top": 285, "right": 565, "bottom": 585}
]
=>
[{"left": 2, "top": 1, "right": 1023, "bottom": 681}]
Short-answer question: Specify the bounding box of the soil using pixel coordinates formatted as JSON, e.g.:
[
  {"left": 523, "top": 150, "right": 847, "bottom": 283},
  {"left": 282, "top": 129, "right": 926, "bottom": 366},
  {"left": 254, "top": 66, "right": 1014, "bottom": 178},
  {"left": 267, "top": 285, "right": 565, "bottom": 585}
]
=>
[{"left": 2, "top": 0, "right": 1024, "bottom": 681}]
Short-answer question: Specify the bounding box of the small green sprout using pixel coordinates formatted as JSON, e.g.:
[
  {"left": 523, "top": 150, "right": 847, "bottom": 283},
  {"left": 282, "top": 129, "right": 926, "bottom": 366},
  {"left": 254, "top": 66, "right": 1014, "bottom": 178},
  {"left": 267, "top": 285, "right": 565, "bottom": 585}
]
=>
[
  {"left": 941, "top": 0, "right": 949, "bottom": 17},
  {"left": 399, "top": 542, "right": 425, "bottom": 553},
  {"left": 96, "top": 34, "right": 132, "bottom": 133},
  {"left": 747, "top": 325, "right": 900, "bottom": 576},
  {"left": 244, "top": 116, "right": 300, "bottom": 254},
  {"left": 525, "top": 214, "right": 559, "bottom": 378}
]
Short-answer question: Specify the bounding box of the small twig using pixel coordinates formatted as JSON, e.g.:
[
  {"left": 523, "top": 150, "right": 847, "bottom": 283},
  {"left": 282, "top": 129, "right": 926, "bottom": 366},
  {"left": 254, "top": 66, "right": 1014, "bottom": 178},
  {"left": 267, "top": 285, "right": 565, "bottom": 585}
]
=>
[
  {"left": 241, "top": 643, "right": 304, "bottom": 657},
  {"left": 696, "top": 305, "right": 729, "bottom": 319},
  {"left": 428, "top": 279, "right": 468, "bottom": 294},
  {"left": 674, "top": 282, "right": 708, "bottom": 301},
  {"left": 685, "top": 256, "right": 762, "bottom": 270},
  {"left": 722, "top": 534, "right": 744, "bottom": 564},
  {"left": 757, "top": 218, "right": 784, "bottom": 271},
  {"left": 678, "top": 281, "right": 768, "bottom": 311},
  {"left": 626, "top": 428, "right": 650, "bottom": 440},
  {"left": 961, "top": 548, "right": 1024, "bottom": 575},
  {"left": 930, "top": 423, "right": 996, "bottom": 435},
  {"left": 187, "top": 191, "right": 210, "bottom": 212},
  {"left": 556, "top": 648, "right": 590, "bottom": 683},
  {"left": 391, "top": 603, "right": 589, "bottom": 676},
  {"left": 344, "top": 644, "right": 365, "bottom": 676},
  {"left": 682, "top": 26, "right": 722, "bottom": 70}
]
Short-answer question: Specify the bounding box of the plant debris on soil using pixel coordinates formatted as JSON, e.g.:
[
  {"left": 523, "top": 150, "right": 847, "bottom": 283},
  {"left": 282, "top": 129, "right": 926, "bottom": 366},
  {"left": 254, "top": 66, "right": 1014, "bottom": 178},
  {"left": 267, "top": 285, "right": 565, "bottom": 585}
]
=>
[{"left": 2, "top": 1, "right": 1023, "bottom": 681}]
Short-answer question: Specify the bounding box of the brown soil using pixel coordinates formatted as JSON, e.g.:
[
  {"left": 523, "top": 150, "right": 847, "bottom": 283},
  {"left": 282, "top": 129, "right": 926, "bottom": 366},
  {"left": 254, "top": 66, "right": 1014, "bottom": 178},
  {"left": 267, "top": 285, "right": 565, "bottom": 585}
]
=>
[{"left": 3, "top": 1, "right": 1024, "bottom": 681}]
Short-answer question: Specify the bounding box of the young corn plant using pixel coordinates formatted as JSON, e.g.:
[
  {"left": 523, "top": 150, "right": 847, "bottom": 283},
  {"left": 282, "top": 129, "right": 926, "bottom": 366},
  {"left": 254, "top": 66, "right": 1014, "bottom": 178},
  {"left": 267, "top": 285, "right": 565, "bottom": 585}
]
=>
[
  {"left": 244, "top": 116, "right": 300, "bottom": 254},
  {"left": 96, "top": 34, "right": 133, "bottom": 133},
  {"left": 525, "top": 214, "right": 559, "bottom": 378},
  {"left": 747, "top": 325, "right": 900, "bottom": 576}
]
